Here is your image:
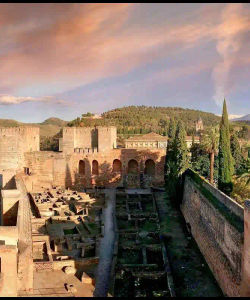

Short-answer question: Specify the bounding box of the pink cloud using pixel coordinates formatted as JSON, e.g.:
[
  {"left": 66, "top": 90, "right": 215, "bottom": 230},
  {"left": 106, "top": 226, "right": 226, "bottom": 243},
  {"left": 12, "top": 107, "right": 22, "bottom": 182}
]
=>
[
  {"left": 0, "top": 94, "right": 69, "bottom": 106},
  {"left": 0, "top": 3, "right": 249, "bottom": 101}
]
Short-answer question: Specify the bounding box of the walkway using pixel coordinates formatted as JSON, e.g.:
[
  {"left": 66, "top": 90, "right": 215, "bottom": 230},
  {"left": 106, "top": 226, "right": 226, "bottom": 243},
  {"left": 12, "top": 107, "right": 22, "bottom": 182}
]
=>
[
  {"left": 155, "top": 191, "right": 223, "bottom": 297},
  {"left": 93, "top": 189, "right": 116, "bottom": 297}
]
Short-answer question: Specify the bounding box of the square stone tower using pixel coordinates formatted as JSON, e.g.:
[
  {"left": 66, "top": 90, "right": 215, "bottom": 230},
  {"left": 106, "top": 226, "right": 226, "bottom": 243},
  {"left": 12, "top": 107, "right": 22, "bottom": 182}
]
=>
[
  {"left": 195, "top": 117, "right": 204, "bottom": 132},
  {"left": 97, "top": 126, "right": 117, "bottom": 152}
]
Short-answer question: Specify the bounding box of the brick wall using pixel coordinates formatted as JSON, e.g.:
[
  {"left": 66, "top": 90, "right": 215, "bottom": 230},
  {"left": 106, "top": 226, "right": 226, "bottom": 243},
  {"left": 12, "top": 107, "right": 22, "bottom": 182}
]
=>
[{"left": 24, "top": 148, "right": 166, "bottom": 190}]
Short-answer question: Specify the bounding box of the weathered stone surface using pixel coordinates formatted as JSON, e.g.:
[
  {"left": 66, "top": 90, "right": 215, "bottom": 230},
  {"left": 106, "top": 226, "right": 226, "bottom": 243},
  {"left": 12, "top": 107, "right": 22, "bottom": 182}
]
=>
[
  {"left": 181, "top": 171, "right": 244, "bottom": 297},
  {"left": 63, "top": 266, "right": 76, "bottom": 275},
  {"left": 81, "top": 272, "right": 92, "bottom": 284},
  {"left": 65, "top": 283, "right": 77, "bottom": 293}
]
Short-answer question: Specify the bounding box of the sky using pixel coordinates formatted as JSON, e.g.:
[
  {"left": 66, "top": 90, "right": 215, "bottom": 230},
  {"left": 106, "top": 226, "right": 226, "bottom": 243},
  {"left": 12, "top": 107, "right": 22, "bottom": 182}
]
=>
[{"left": 0, "top": 3, "right": 249, "bottom": 122}]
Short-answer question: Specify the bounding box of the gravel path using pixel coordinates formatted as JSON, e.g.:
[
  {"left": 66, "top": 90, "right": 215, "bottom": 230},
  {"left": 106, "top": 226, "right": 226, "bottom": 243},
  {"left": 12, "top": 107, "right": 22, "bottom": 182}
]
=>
[{"left": 93, "top": 189, "right": 116, "bottom": 297}]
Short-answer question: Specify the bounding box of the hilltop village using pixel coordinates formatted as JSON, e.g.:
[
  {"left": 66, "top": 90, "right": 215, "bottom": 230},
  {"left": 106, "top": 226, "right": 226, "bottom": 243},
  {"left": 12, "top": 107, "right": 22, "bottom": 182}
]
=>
[{"left": 0, "top": 119, "right": 249, "bottom": 297}]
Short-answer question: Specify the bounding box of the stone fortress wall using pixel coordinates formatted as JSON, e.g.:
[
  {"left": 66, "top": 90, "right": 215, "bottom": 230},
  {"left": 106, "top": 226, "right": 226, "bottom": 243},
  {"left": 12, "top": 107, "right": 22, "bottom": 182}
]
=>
[
  {"left": 0, "top": 127, "right": 40, "bottom": 188},
  {"left": 23, "top": 148, "right": 166, "bottom": 191},
  {"left": 0, "top": 125, "right": 249, "bottom": 296},
  {"left": 61, "top": 126, "right": 116, "bottom": 154},
  {"left": 181, "top": 169, "right": 248, "bottom": 297}
]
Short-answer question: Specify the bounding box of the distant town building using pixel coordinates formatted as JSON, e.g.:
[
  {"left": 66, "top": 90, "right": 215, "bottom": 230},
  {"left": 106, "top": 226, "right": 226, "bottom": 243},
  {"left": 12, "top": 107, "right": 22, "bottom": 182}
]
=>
[
  {"left": 185, "top": 135, "right": 201, "bottom": 149},
  {"left": 124, "top": 132, "right": 200, "bottom": 150},
  {"left": 195, "top": 117, "right": 204, "bottom": 132},
  {"left": 124, "top": 132, "right": 168, "bottom": 149}
]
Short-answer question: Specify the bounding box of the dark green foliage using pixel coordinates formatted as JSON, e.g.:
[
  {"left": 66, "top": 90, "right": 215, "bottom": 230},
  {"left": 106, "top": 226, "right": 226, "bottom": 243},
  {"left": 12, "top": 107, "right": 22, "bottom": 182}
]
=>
[
  {"left": 190, "top": 143, "right": 219, "bottom": 182},
  {"left": 173, "top": 120, "right": 190, "bottom": 177},
  {"left": 238, "top": 125, "right": 248, "bottom": 139},
  {"left": 230, "top": 132, "right": 245, "bottom": 175},
  {"left": 164, "top": 119, "right": 177, "bottom": 198},
  {"left": 40, "top": 129, "right": 62, "bottom": 151},
  {"left": 67, "top": 105, "right": 220, "bottom": 135},
  {"left": 82, "top": 112, "right": 94, "bottom": 117},
  {"left": 218, "top": 99, "right": 234, "bottom": 195},
  {"left": 167, "top": 118, "right": 176, "bottom": 148},
  {"left": 165, "top": 120, "right": 189, "bottom": 200}
]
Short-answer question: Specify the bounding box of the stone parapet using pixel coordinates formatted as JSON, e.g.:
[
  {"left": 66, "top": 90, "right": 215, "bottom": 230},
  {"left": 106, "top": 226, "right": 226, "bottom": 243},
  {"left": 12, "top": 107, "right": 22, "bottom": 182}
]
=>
[
  {"left": 181, "top": 169, "right": 244, "bottom": 297},
  {"left": 240, "top": 200, "right": 250, "bottom": 296}
]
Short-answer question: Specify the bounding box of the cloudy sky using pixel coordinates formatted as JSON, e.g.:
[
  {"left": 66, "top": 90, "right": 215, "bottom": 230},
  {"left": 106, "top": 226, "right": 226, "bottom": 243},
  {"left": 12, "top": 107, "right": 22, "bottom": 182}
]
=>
[{"left": 0, "top": 3, "right": 249, "bottom": 122}]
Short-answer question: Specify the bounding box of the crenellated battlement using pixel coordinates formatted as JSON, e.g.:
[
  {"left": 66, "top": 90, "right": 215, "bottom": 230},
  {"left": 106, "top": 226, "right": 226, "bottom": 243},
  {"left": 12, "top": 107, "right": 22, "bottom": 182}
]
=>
[
  {"left": 0, "top": 126, "right": 40, "bottom": 136},
  {"left": 0, "top": 126, "right": 40, "bottom": 172},
  {"left": 62, "top": 126, "right": 116, "bottom": 153}
]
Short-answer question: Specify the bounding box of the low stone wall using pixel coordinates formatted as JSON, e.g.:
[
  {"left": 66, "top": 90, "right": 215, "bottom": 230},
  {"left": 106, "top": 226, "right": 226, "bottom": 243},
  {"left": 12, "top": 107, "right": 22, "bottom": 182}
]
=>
[
  {"left": 181, "top": 169, "right": 244, "bottom": 297},
  {"left": 241, "top": 200, "right": 250, "bottom": 296},
  {"left": 15, "top": 174, "right": 34, "bottom": 293}
]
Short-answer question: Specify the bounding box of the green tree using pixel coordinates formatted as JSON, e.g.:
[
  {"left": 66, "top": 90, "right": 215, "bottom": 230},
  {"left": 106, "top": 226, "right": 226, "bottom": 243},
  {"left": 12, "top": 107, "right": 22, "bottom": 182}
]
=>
[
  {"left": 165, "top": 121, "right": 189, "bottom": 203},
  {"left": 191, "top": 143, "right": 219, "bottom": 182},
  {"left": 173, "top": 120, "right": 190, "bottom": 177},
  {"left": 238, "top": 125, "right": 248, "bottom": 139},
  {"left": 218, "top": 99, "right": 234, "bottom": 195},
  {"left": 201, "top": 126, "right": 219, "bottom": 184},
  {"left": 167, "top": 118, "right": 176, "bottom": 148},
  {"left": 230, "top": 132, "right": 244, "bottom": 175},
  {"left": 164, "top": 118, "right": 177, "bottom": 196}
]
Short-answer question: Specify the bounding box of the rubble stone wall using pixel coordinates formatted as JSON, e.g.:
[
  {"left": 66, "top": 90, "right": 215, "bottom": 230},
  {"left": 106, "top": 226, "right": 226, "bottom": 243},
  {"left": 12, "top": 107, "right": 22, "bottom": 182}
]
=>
[
  {"left": 0, "top": 127, "right": 40, "bottom": 188},
  {"left": 24, "top": 148, "right": 166, "bottom": 190},
  {"left": 181, "top": 169, "right": 244, "bottom": 297}
]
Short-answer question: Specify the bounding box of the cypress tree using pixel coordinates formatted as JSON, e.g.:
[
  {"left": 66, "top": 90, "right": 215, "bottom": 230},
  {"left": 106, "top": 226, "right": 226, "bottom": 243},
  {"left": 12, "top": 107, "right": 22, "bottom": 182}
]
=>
[
  {"left": 230, "top": 132, "right": 244, "bottom": 175},
  {"left": 165, "top": 119, "right": 189, "bottom": 200},
  {"left": 218, "top": 99, "right": 234, "bottom": 195},
  {"left": 168, "top": 118, "right": 176, "bottom": 147},
  {"left": 164, "top": 118, "right": 176, "bottom": 192},
  {"left": 173, "top": 120, "right": 190, "bottom": 177}
]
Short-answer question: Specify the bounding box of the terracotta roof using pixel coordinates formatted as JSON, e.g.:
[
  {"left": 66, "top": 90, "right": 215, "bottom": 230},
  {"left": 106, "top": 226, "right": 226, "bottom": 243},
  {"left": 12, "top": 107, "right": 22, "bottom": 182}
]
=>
[{"left": 125, "top": 132, "right": 168, "bottom": 142}]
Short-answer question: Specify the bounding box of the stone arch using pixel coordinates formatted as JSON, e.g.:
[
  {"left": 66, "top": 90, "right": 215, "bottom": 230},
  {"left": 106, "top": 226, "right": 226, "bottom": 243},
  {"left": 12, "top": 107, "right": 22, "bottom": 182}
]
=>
[
  {"left": 144, "top": 159, "right": 155, "bottom": 176},
  {"left": 113, "top": 159, "right": 122, "bottom": 173},
  {"left": 128, "top": 159, "right": 139, "bottom": 174},
  {"left": 92, "top": 160, "right": 99, "bottom": 175},
  {"left": 79, "top": 160, "right": 85, "bottom": 175}
]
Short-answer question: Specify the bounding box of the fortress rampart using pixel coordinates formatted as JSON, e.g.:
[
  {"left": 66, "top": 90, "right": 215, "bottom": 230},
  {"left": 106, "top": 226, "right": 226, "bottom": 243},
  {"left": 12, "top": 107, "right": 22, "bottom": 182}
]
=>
[
  {"left": 181, "top": 169, "right": 246, "bottom": 297},
  {"left": 0, "top": 127, "right": 40, "bottom": 187},
  {"left": 0, "top": 125, "right": 249, "bottom": 296},
  {"left": 23, "top": 148, "right": 166, "bottom": 191},
  {"left": 62, "top": 126, "right": 116, "bottom": 154}
]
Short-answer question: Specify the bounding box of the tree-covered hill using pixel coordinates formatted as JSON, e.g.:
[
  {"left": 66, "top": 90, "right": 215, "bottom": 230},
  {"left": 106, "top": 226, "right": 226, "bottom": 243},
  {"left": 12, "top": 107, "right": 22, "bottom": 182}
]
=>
[
  {"left": 68, "top": 105, "right": 221, "bottom": 135},
  {"left": 0, "top": 117, "right": 67, "bottom": 137}
]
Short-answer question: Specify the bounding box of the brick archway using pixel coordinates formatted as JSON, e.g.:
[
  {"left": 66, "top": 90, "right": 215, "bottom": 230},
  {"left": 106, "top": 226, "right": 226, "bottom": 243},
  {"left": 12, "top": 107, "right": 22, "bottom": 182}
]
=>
[
  {"left": 92, "top": 160, "right": 99, "bottom": 175},
  {"left": 144, "top": 159, "right": 155, "bottom": 176},
  {"left": 79, "top": 160, "right": 85, "bottom": 175},
  {"left": 113, "top": 159, "right": 122, "bottom": 173},
  {"left": 128, "top": 159, "right": 139, "bottom": 174}
]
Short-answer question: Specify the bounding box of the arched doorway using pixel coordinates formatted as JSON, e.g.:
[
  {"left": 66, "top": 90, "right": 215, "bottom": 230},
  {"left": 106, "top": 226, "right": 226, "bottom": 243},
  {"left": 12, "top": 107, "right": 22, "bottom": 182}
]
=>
[
  {"left": 113, "top": 159, "right": 122, "bottom": 173},
  {"left": 92, "top": 160, "right": 99, "bottom": 175},
  {"left": 128, "top": 159, "right": 139, "bottom": 174},
  {"left": 79, "top": 160, "right": 85, "bottom": 175},
  {"left": 144, "top": 159, "right": 155, "bottom": 176}
]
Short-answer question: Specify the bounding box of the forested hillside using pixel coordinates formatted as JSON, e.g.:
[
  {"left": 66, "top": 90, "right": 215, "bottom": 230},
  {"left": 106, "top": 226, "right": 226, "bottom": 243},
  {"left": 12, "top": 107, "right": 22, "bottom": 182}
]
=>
[
  {"left": 68, "top": 106, "right": 221, "bottom": 135},
  {"left": 0, "top": 117, "right": 67, "bottom": 137}
]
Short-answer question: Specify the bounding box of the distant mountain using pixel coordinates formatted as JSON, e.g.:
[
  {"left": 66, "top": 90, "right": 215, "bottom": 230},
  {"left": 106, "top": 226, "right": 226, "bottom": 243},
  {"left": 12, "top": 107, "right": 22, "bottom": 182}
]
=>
[
  {"left": 0, "top": 119, "right": 22, "bottom": 127},
  {"left": 0, "top": 117, "right": 68, "bottom": 137},
  {"left": 41, "top": 117, "right": 68, "bottom": 127},
  {"left": 232, "top": 114, "right": 250, "bottom": 122}
]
